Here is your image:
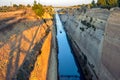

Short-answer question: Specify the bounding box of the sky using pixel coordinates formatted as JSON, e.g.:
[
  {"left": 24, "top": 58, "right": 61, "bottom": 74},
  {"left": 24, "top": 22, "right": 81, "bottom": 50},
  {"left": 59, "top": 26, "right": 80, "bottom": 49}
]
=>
[{"left": 0, "top": 0, "right": 97, "bottom": 6}]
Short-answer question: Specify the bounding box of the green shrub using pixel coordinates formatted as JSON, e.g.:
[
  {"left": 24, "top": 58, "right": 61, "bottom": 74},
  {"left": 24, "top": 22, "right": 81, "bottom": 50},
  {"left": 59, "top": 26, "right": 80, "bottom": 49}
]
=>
[
  {"left": 97, "top": 0, "right": 107, "bottom": 7},
  {"left": 118, "top": 0, "right": 120, "bottom": 7},
  {"left": 18, "top": 4, "right": 25, "bottom": 9},
  {"left": 81, "top": 20, "right": 96, "bottom": 31},
  {"left": 27, "top": 4, "right": 31, "bottom": 7},
  {"left": 13, "top": 4, "right": 18, "bottom": 7},
  {"left": 80, "top": 27, "right": 85, "bottom": 31},
  {"left": 91, "top": 0, "right": 97, "bottom": 7},
  {"left": 90, "top": 17, "right": 93, "bottom": 23},
  {"left": 0, "top": 6, "right": 11, "bottom": 12},
  {"left": 32, "top": 1, "right": 44, "bottom": 17}
]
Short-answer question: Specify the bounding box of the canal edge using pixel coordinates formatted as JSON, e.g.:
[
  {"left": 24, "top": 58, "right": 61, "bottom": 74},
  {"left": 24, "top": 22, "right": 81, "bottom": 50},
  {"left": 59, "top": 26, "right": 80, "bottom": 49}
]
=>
[{"left": 47, "top": 16, "right": 58, "bottom": 80}]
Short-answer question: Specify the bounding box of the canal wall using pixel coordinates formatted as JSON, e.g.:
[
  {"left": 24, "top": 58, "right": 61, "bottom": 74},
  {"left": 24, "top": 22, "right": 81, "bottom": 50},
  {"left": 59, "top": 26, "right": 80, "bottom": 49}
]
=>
[
  {"left": 12, "top": 19, "right": 54, "bottom": 80},
  {"left": 0, "top": 8, "right": 58, "bottom": 80},
  {"left": 47, "top": 16, "right": 58, "bottom": 80},
  {"left": 59, "top": 8, "right": 120, "bottom": 80},
  {"left": 13, "top": 17, "right": 58, "bottom": 80}
]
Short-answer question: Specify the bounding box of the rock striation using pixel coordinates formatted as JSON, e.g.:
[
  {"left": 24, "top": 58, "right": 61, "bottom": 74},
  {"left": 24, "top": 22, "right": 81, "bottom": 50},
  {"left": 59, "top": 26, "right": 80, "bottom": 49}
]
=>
[{"left": 59, "top": 8, "right": 120, "bottom": 80}]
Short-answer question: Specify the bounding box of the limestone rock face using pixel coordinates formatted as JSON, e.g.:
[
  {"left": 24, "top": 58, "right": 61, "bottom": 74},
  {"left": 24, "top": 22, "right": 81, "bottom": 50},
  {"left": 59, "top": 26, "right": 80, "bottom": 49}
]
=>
[
  {"left": 59, "top": 8, "right": 120, "bottom": 80},
  {"left": 101, "top": 10, "right": 120, "bottom": 80},
  {"left": 0, "top": 9, "right": 53, "bottom": 80}
]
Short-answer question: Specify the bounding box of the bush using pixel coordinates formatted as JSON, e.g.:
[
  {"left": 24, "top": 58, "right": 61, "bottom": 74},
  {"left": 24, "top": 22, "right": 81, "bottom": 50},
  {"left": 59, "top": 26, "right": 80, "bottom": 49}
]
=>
[
  {"left": 27, "top": 4, "right": 31, "bottom": 7},
  {"left": 81, "top": 20, "right": 96, "bottom": 31},
  {"left": 13, "top": 4, "right": 18, "bottom": 7},
  {"left": 118, "top": 0, "right": 120, "bottom": 7},
  {"left": 13, "top": 4, "right": 25, "bottom": 9},
  {"left": 32, "top": 1, "right": 44, "bottom": 17},
  {"left": 0, "top": 6, "right": 11, "bottom": 12},
  {"left": 91, "top": 0, "right": 97, "bottom": 8},
  {"left": 18, "top": 4, "right": 25, "bottom": 9},
  {"left": 97, "top": 0, "right": 107, "bottom": 7}
]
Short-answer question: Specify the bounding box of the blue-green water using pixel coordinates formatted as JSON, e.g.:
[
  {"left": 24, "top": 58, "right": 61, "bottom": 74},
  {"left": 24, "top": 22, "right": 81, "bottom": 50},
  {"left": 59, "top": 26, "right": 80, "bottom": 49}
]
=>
[{"left": 56, "top": 14, "right": 82, "bottom": 80}]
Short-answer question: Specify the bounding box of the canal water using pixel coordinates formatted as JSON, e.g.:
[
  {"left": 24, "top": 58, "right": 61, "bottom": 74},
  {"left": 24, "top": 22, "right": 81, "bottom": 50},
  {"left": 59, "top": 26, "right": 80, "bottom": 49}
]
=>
[{"left": 55, "top": 14, "right": 82, "bottom": 80}]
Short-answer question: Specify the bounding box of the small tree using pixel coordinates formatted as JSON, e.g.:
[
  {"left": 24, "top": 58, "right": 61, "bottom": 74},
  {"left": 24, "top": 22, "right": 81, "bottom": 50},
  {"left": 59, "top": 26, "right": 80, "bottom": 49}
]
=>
[
  {"left": 91, "top": 0, "right": 96, "bottom": 7},
  {"left": 27, "top": 4, "right": 31, "bottom": 7},
  {"left": 32, "top": 0, "right": 44, "bottom": 17},
  {"left": 13, "top": 4, "right": 18, "bottom": 7},
  {"left": 18, "top": 4, "right": 25, "bottom": 8},
  {"left": 118, "top": 0, "right": 120, "bottom": 7},
  {"left": 107, "top": 0, "right": 118, "bottom": 7}
]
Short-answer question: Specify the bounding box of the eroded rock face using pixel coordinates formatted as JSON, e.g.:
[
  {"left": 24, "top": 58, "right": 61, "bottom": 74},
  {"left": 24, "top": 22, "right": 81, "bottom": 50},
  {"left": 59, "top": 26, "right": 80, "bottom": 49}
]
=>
[
  {"left": 0, "top": 9, "right": 53, "bottom": 80},
  {"left": 59, "top": 8, "right": 120, "bottom": 80},
  {"left": 29, "top": 32, "right": 52, "bottom": 80}
]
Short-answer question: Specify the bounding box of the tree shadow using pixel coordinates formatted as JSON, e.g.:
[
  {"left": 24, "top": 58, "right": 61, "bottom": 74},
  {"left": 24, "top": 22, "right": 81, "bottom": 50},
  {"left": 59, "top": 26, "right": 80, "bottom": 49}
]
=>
[{"left": 6, "top": 34, "right": 22, "bottom": 80}]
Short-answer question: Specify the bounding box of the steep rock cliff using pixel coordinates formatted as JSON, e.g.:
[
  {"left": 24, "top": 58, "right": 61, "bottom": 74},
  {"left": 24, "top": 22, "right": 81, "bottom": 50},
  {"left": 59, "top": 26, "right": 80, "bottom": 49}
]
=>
[
  {"left": 0, "top": 9, "right": 54, "bottom": 80},
  {"left": 59, "top": 8, "right": 120, "bottom": 80}
]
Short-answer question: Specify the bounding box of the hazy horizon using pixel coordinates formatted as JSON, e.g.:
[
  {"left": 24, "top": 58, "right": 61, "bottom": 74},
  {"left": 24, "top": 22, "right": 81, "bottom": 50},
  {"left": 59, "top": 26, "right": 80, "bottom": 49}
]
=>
[{"left": 0, "top": 0, "right": 97, "bottom": 7}]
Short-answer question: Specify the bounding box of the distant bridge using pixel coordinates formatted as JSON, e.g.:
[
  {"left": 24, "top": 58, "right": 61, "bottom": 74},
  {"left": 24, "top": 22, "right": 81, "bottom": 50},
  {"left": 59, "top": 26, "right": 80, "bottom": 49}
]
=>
[
  {"left": 53, "top": 6, "right": 80, "bottom": 9},
  {"left": 53, "top": 6, "right": 81, "bottom": 14}
]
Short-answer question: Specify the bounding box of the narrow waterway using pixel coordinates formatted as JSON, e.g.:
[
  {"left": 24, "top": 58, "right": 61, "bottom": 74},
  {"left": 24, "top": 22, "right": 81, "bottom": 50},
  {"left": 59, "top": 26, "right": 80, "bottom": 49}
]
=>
[{"left": 55, "top": 14, "right": 82, "bottom": 80}]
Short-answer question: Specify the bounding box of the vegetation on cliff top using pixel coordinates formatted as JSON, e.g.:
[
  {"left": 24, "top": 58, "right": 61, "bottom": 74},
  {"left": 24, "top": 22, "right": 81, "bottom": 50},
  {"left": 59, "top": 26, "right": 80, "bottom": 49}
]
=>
[
  {"left": 32, "top": 0, "right": 55, "bottom": 17},
  {"left": 70, "top": 0, "right": 119, "bottom": 10},
  {"left": 32, "top": 1, "right": 44, "bottom": 17},
  {"left": 97, "top": 0, "right": 118, "bottom": 8},
  {"left": 0, "top": 4, "right": 28, "bottom": 12},
  {"left": 90, "top": 0, "right": 119, "bottom": 8}
]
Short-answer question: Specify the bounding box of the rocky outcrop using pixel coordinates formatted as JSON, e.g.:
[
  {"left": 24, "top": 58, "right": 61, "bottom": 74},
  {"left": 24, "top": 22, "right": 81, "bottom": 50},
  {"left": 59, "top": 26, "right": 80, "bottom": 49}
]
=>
[{"left": 59, "top": 8, "right": 120, "bottom": 80}]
